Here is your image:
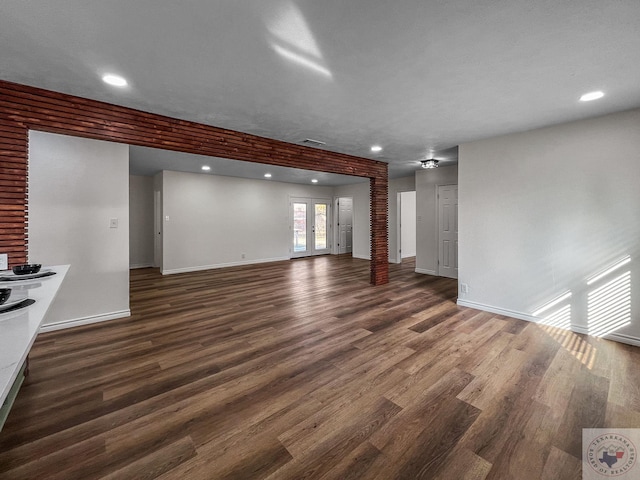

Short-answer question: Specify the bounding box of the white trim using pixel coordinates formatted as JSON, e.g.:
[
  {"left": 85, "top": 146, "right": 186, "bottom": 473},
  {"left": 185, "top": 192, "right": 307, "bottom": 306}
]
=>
[
  {"left": 129, "top": 263, "right": 154, "bottom": 269},
  {"left": 40, "top": 309, "right": 131, "bottom": 333},
  {"left": 352, "top": 254, "right": 371, "bottom": 261},
  {"left": 601, "top": 332, "right": 640, "bottom": 348},
  {"left": 456, "top": 299, "right": 539, "bottom": 322},
  {"left": 456, "top": 299, "right": 640, "bottom": 347},
  {"left": 161, "top": 256, "right": 289, "bottom": 275},
  {"left": 415, "top": 268, "right": 437, "bottom": 275}
]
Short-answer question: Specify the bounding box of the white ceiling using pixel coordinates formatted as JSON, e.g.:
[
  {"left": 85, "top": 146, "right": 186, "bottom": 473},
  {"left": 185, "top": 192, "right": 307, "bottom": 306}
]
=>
[{"left": 2, "top": 0, "right": 640, "bottom": 183}]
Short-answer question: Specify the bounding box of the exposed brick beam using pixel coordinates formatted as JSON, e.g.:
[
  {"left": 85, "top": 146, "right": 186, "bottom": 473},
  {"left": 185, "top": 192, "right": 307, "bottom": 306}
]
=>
[{"left": 0, "top": 80, "right": 388, "bottom": 284}]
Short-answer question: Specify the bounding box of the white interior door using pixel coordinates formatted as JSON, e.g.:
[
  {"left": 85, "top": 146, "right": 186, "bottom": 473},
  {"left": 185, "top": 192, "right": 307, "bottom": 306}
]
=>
[
  {"left": 153, "top": 190, "right": 162, "bottom": 269},
  {"left": 438, "top": 185, "right": 458, "bottom": 278},
  {"left": 337, "top": 197, "right": 353, "bottom": 254},
  {"left": 291, "top": 197, "right": 331, "bottom": 258}
]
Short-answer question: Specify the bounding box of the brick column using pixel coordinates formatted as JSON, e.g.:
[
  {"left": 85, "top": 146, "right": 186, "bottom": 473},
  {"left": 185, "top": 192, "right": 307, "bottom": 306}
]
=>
[{"left": 370, "top": 173, "right": 389, "bottom": 285}]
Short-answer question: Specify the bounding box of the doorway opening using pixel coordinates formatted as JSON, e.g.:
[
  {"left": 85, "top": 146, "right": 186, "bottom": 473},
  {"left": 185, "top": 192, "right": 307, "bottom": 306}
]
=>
[{"left": 397, "top": 191, "right": 416, "bottom": 264}]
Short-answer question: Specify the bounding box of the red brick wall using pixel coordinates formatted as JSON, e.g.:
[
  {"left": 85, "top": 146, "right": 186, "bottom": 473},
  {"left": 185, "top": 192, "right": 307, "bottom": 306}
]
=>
[
  {"left": 0, "top": 117, "right": 28, "bottom": 266},
  {"left": 0, "top": 80, "right": 388, "bottom": 284}
]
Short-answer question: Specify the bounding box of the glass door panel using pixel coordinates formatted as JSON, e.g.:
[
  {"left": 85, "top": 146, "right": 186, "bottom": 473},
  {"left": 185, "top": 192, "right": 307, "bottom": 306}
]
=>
[
  {"left": 314, "top": 203, "right": 328, "bottom": 250},
  {"left": 293, "top": 202, "right": 307, "bottom": 253}
]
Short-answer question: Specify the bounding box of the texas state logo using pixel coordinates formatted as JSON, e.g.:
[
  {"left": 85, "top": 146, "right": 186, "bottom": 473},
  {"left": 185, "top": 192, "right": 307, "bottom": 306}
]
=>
[{"left": 583, "top": 429, "right": 638, "bottom": 479}]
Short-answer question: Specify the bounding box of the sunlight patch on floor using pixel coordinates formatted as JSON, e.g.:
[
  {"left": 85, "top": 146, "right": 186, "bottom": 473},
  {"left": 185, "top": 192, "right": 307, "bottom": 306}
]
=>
[{"left": 539, "top": 323, "right": 597, "bottom": 369}]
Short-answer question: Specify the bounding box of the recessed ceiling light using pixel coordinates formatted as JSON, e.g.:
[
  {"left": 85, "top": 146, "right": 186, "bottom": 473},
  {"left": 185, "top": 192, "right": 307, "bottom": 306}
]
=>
[
  {"left": 311, "top": 179, "right": 318, "bottom": 183},
  {"left": 371, "top": 145, "right": 382, "bottom": 153},
  {"left": 264, "top": 173, "right": 272, "bottom": 178},
  {"left": 580, "top": 91, "right": 604, "bottom": 102},
  {"left": 102, "top": 74, "right": 128, "bottom": 87},
  {"left": 201, "top": 165, "right": 211, "bottom": 171}
]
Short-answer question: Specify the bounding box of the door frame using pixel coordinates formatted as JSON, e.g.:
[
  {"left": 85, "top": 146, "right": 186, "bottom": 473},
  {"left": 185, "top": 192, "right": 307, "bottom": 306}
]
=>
[
  {"left": 395, "top": 192, "right": 402, "bottom": 264},
  {"left": 290, "top": 196, "right": 332, "bottom": 258},
  {"left": 153, "top": 190, "right": 162, "bottom": 269},
  {"left": 436, "top": 184, "right": 458, "bottom": 278},
  {"left": 395, "top": 190, "right": 417, "bottom": 264},
  {"left": 333, "top": 196, "right": 354, "bottom": 255}
]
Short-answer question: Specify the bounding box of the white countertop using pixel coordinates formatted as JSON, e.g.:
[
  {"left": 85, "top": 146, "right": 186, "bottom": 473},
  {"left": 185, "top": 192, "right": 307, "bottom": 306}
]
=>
[{"left": 0, "top": 265, "right": 69, "bottom": 406}]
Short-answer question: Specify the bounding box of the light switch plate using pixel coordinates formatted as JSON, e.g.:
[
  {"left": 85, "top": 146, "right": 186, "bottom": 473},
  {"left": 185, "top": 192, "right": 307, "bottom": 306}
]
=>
[
  {"left": 109, "top": 218, "right": 118, "bottom": 228},
  {"left": 0, "top": 253, "right": 7, "bottom": 270}
]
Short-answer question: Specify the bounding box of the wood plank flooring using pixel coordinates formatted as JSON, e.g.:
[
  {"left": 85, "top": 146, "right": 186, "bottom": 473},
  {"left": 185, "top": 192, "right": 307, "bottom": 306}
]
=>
[{"left": 1, "top": 255, "right": 640, "bottom": 479}]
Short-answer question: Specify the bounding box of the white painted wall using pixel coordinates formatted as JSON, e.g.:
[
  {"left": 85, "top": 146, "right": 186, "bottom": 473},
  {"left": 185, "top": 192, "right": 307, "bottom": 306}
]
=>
[
  {"left": 458, "top": 109, "right": 640, "bottom": 345},
  {"left": 334, "top": 177, "right": 416, "bottom": 262},
  {"left": 415, "top": 166, "right": 458, "bottom": 274},
  {"left": 400, "top": 191, "right": 417, "bottom": 258},
  {"left": 333, "top": 181, "right": 370, "bottom": 260},
  {"left": 389, "top": 176, "right": 416, "bottom": 263},
  {"left": 28, "top": 131, "right": 130, "bottom": 328},
  {"left": 161, "top": 170, "right": 334, "bottom": 273},
  {"left": 129, "top": 174, "right": 154, "bottom": 268}
]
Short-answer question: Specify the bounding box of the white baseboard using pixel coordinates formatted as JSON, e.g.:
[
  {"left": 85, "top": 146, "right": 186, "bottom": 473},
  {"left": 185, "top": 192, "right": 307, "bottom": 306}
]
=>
[
  {"left": 40, "top": 309, "right": 131, "bottom": 333},
  {"left": 456, "top": 299, "right": 640, "bottom": 348},
  {"left": 389, "top": 258, "right": 406, "bottom": 264},
  {"left": 415, "top": 268, "right": 437, "bottom": 275},
  {"left": 352, "top": 254, "right": 371, "bottom": 261},
  {"left": 601, "top": 332, "right": 640, "bottom": 348},
  {"left": 456, "top": 299, "right": 539, "bottom": 323},
  {"left": 162, "top": 256, "right": 289, "bottom": 275},
  {"left": 129, "top": 263, "right": 154, "bottom": 269}
]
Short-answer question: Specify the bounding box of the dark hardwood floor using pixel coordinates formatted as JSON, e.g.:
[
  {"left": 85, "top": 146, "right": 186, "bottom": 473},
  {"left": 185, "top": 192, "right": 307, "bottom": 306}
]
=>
[{"left": 1, "top": 255, "right": 639, "bottom": 479}]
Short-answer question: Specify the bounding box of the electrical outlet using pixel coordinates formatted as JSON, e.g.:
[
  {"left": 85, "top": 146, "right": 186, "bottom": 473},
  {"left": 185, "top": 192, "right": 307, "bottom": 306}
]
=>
[
  {"left": 109, "top": 218, "right": 118, "bottom": 228},
  {"left": 460, "top": 283, "right": 469, "bottom": 294},
  {"left": 0, "top": 253, "right": 7, "bottom": 270},
  {"left": 241, "top": 253, "right": 246, "bottom": 259}
]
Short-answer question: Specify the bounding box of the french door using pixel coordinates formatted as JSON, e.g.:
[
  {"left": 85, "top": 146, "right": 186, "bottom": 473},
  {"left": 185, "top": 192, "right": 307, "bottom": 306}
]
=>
[{"left": 291, "top": 197, "right": 331, "bottom": 257}]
